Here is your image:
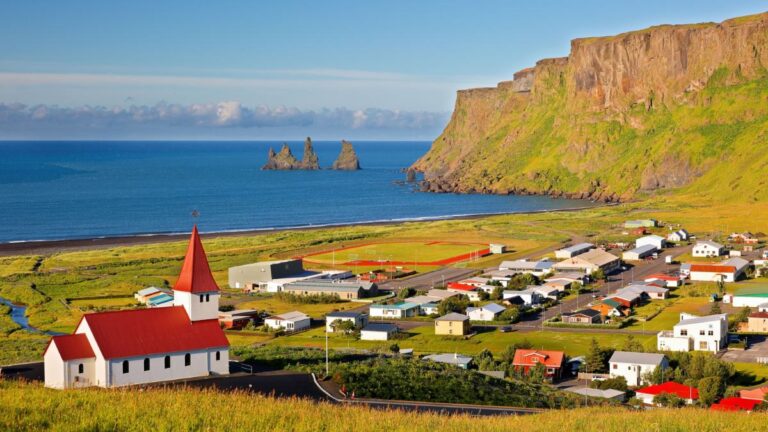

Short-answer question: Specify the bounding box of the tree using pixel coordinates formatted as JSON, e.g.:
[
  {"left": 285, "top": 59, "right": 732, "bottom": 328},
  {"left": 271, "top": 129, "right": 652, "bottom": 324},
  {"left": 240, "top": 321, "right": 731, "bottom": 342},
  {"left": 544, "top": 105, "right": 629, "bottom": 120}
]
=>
[
  {"left": 477, "top": 290, "right": 490, "bottom": 301},
  {"left": 438, "top": 295, "right": 469, "bottom": 315},
  {"left": 583, "top": 338, "right": 609, "bottom": 373},
  {"left": 389, "top": 343, "right": 400, "bottom": 354},
  {"left": 730, "top": 306, "right": 751, "bottom": 331},
  {"left": 622, "top": 335, "right": 645, "bottom": 353},
  {"left": 528, "top": 362, "right": 547, "bottom": 383},
  {"left": 397, "top": 287, "right": 416, "bottom": 299},
  {"left": 475, "top": 349, "right": 496, "bottom": 371},
  {"left": 698, "top": 376, "right": 725, "bottom": 406},
  {"left": 491, "top": 286, "right": 504, "bottom": 301},
  {"left": 709, "top": 301, "right": 722, "bottom": 315},
  {"left": 332, "top": 320, "right": 357, "bottom": 334},
  {"left": 589, "top": 376, "right": 627, "bottom": 391},
  {"left": 590, "top": 269, "right": 607, "bottom": 281},
  {"left": 653, "top": 393, "right": 685, "bottom": 408},
  {"left": 497, "top": 306, "right": 521, "bottom": 323}
]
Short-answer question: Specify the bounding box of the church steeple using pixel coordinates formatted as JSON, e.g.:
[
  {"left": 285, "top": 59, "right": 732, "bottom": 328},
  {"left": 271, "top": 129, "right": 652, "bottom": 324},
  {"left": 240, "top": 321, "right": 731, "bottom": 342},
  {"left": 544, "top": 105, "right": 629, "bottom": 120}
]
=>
[{"left": 173, "top": 226, "right": 220, "bottom": 321}]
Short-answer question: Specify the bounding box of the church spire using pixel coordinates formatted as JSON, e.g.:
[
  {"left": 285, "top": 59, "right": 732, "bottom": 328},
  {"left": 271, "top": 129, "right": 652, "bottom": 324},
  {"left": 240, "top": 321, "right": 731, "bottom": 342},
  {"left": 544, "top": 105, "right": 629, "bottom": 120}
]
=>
[{"left": 174, "top": 225, "right": 220, "bottom": 294}]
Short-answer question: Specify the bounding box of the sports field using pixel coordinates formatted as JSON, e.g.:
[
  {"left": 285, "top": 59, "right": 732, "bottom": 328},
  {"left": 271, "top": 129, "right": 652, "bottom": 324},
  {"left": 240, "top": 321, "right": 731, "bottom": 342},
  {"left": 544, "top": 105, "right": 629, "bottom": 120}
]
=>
[{"left": 301, "top": 241, "right": 489, "bottom": 266}]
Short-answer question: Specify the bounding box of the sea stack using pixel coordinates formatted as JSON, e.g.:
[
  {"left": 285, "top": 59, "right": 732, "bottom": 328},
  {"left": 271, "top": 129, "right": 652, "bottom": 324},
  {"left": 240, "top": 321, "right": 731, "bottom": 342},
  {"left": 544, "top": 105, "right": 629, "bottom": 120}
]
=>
[
  {"left": 332, "top": 140, "right": 361, "bottom": 170},
  {"left": 299, "top": 137, "right": 320, "bottom": 170},
  {"left": 262, "top": 137, "right": 320, "bottom": 170}
]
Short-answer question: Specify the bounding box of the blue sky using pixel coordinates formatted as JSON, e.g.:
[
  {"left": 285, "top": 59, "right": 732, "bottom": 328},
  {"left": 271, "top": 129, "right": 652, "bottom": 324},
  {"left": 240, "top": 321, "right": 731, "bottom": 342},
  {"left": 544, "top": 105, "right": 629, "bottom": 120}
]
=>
[{"left": 0, "top": 1, "right": 765, "bottom": 139}]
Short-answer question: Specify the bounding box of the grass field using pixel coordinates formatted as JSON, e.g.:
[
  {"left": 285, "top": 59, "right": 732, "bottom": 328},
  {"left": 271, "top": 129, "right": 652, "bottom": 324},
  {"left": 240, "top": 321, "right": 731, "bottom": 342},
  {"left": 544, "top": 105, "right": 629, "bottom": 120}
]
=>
[
  {"left": 303, "top": 241, "right": 488, "bottom": 266},
  {"left": 268, "top": 325, "right": 656, "bottom": 357},
  {"left": 3, "top": 380, "right": 768, "bottom": 431},
  {"left": 627, "top": 297, "right": 711, "bottom": 331},
  {"left": 236, "top": 295, "right": 366, "bottom": 318}
]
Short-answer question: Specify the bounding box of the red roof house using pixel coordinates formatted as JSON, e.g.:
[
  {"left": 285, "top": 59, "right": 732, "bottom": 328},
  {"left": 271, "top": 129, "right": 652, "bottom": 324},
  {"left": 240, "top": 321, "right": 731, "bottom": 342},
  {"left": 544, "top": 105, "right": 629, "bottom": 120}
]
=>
[
  {"left": 740, "top": 386, "right": 768, "bottom": 401},
  {"left": 512, "top": 349, "right": 565, "bottom": 381},
  {"left": 446, "top": 282, "right": 477, "bottom": 292},
  {"left": 711, "top": 397, "right": 762, "bottom": 412},
  {"left": 44, "top": 334, "right": 95, "bottom": 361},
  {"left": 635, "top": 381, "right": 699, "bottom": 405}
]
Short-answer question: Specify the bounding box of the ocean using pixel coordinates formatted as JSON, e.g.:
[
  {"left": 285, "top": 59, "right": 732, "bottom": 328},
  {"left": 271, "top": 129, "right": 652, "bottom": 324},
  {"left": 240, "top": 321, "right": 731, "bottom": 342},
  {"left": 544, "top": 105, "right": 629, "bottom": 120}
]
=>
[{"left": 0, "top": 141, "right": 595, "bottom": 243}]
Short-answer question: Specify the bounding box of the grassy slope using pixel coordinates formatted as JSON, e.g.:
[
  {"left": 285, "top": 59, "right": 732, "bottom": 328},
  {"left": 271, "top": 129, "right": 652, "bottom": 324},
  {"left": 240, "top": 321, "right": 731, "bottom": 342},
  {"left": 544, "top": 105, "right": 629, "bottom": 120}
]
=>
[
  {"left": 418, "top": 65, "right": 768, "bottom": 203},
  {"left": 2, "top": 381, "right": 767, "bottom": 432}
]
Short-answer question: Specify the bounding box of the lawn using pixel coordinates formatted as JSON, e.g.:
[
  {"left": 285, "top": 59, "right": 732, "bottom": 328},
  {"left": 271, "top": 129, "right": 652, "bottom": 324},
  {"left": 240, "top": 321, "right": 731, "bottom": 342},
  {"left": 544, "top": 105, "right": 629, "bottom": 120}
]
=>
[
  {"left": 303, "top": 241, "right": 487, "bottom": 266},
  {"left": 267, "top": 325, "right": 656, "bottom": 357},
  {"left": 68, "top": 296, "right": 138, "bottom": 309},
  {"left": 235, "top": 294, "right": 366, "bottom": 318},
  {"left": 626, "top": 297, "right": 711, "bottom": 331},
  {"left": 224, "top": 331, "right": 275, "bottom": 348},
  {"left": 732, "top": 362, "right": 768, "bottom": 388}
]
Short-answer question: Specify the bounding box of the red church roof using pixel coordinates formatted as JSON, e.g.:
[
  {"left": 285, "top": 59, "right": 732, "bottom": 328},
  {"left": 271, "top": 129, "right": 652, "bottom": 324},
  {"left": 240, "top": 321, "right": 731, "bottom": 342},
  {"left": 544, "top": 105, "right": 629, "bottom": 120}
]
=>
[
  {"left": 174, "top": 225, "right": 220, "bottom": 294},
  {"left": 79, "top": 306, "right": 229, "bottom": 359},
  {"left": 636, "top": 381, "right": 699, "bottom": 399},
  {"left": 44, "top": 334, "right": 95, "bottom": 360},
  {"left": 512, "top": 349, "right": 565, "bottom": 368}
]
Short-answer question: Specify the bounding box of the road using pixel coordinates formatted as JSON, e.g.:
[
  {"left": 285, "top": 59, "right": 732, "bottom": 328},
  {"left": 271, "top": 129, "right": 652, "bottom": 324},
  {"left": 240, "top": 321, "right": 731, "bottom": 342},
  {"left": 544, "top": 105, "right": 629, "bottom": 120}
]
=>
[
  {"left": 513, "top": 244, "right": 692, "bottom": 328},
  {"left": 378, "top": 267, "right": 479, "bottom": 291}
]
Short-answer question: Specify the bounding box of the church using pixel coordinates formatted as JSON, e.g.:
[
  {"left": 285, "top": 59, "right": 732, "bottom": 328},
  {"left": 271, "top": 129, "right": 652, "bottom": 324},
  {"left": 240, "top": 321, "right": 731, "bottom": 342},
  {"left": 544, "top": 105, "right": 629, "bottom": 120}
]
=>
[{"left": 44, "top": 226, "right": 230, "bottom": 389}]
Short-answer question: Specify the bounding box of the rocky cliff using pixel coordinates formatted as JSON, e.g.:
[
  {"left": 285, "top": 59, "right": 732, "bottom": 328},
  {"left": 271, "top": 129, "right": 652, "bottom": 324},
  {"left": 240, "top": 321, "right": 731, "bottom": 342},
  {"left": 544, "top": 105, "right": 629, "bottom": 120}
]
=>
[
  {"left": 262, "top": 137, "right": 320, "bottom": 170},
  {"left": 332, "top": 140, "right": 361, "bottom": 170},
  {"left": 412, "top": 12, "right": 768, "bottom": 202}
]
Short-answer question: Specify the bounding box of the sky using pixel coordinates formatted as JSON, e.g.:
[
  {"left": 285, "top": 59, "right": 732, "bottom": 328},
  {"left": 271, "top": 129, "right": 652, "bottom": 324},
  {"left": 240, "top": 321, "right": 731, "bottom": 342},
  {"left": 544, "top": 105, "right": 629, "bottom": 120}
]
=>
[{"left": 0, "top": 1, "right": 766, "bottom": 140}]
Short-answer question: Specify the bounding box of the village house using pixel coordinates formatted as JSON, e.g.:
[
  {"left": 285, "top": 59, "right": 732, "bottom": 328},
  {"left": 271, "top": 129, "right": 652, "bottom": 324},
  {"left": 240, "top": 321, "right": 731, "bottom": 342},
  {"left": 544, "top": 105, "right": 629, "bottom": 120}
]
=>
[
  {"left": 636, "top": 235, "right": 665, "bottom": 250},
  {"left": 730, "top": 232, "right": 759, "bottom": 244},
  {"left": 434, "top": 312, "right": 470, "bottom": 336},
  {"left": 692, "top": 241, "right": 725, "bottom": 258},
  {"left": 711, "top": 397, "right": 763, "bottom": 412},
  {"left": 502, "top": 288, "right": 542, "bottom": 306},
  {"left": 44, "top": 227, "right": 229, "bottom": 389},
  {"left": 739, "top": 311, "right": 768, "bottom": 333},
  {"left": 228, "top": 259, "right": 351, "bottom": 293},
  {"left": 687, "top": 257, "right": 749, "bottom": 282},
  {"left": 423, "top": 353, "right": 473, "bottom": 369},
  {"left": 608, "top": 351, "right": 668, "bottom": 387},
  {"left": 622, "top": 244, "right": 657, "bottom": 261},
  {"left": 552, "top": 248, "right": 621, "bottom": 275},
  {"left": 369, "top": 302, "right": 419, "bottom": 319},
  {"left": 657, "top": 313, "right": 728, "bottom": 353},
  {"left": 644, "top": 273, "right": 684, "bottom": 288},
  {"left": 218, "top": 309, "right": 259, "bottom": 330},
  {"left": 512, "top": 349, "right": 565, "bottom": 381},
  {"left": 282, "top": 279, "right": 378, "bottom": 300},
  {"left": 134, "top": 287, "right": 174, "bottom": 307},
  {"left": 561, "top": 309, "right": 602, "bottom": 324},
  {"left": 489, "top": 243, "right": 507, "bottom": 254},
  {"left": 498, "top": 259, "right": 554, "bottom": 277},
  {"left": 590, "top": 298, "right": 628, "bottom": 318},
  {"left": 554, "top": 243, "right": 595, "bottom": 259},
  {"left": 466, "top": 303, "right": 506, "bottom": 321},
  {"left": 264, "top": 311, "right": 311, "bottom": 332},
  {"left": 446, "top": 282, "right": 481, "bottom": 301},
  {"left": 723, "top": 285, "right": 768, "bottom": 307},
  {"left": 360, "top": 323, "right": 398, "bottom": 341},
  {"left": 740, "top": 385, "right": 768, "bottom": 401},
  {"left": 667, "top": 229, "right": 690, "bottom": 243},
  {"left": 635, "top": 382, "right": 698, "bottom": 406},
  {"left": 325, "top": 311, "right": 368, "bottom": 332}
]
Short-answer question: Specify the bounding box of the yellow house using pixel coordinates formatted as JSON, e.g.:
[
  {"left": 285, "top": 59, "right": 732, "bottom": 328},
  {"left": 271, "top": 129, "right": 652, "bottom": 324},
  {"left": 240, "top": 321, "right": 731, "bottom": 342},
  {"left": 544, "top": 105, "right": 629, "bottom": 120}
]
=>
[{"left": 435, "top": 312, "right": 470, "bottom": 336}]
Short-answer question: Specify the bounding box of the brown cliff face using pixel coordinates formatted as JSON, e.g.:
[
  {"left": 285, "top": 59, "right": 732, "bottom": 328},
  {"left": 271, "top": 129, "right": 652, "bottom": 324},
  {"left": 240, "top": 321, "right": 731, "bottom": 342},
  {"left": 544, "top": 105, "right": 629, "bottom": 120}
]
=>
[{"left": 412, "top": 12, "right": 768, "bottom": 203}]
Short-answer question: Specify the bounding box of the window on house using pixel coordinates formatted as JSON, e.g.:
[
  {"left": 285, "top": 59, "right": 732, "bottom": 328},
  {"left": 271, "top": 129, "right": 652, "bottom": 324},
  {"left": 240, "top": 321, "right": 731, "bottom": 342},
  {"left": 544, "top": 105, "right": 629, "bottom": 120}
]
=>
[
  {"left": 699, "top": 330, "right": 705, "bottom": 336},
  {"left": 143, "top": 358, "right": 150, "bottom": 371},
  {"left": 199, "top": 295, "right": 204, "bottom": 302},
  {"left": 215, "top": 351, "right": 221, "bottom": 361},
  {"left": 680, "top": 329, "right": 688, "bottom": 336},
  {"left": 185, "top": 353, "right": 191, "bottom": 366},
  {"left": 122, "top": 360, "right": 129, "bottom": 374},
  {"left": 206, "top": 294, "right": 210, "bottom": 302},
  {"left": 78, "top": 363, "right": 84, "bottom": 374},
  {"left": 708, "top": 330, "right": 714, "bottom": 336},
  {"left": 612, "top": 364, "right": 617, "bottom": 369},
  {"left": 164, "top": 356, "right": 171, "bottom": 369}
]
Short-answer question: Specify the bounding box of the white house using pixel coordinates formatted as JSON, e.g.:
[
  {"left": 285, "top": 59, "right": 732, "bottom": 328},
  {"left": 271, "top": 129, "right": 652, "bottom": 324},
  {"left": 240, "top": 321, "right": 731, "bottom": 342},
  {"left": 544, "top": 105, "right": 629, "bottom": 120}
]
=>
[
  {"left": 657, "top": 313, "right": 728, "bottom": 353},
  {"left": 608, "top": 351, "right": 668, "bottom": 387},
  {"left": 727, "top": 287, "right": 768, "bottom": 308},
  {"left": 692, "top": 241, "right": 725, "bottom": 258},
  {"left": 265, "top": 311, "right": 311, "bottom": 332},
  {"left": 622, "top": 244, "right": 657, "bottom": 261},
  {"left": 44, "top": 226, "right": 229, "bottom": 389},
  {"left": 360, "top": 323, "right": 398, "bottom": 341},
  {"left": 466, "top": 303, "right": 506, "bottom": 321},
  {"left": 636, "top": 235, "right": 665, "bottom": 250},
  {"left": 688, "top": 257, "right": 749, "bottom": 283},
  {"left": 325, "top": 311, "right": 368, "bottom": 332},
  {"left": 502, "top": 288, "right": 542, "bottom": 306},
  {"left": 423, "top": 353, "right": 473, "bottom": 369},
  {"left": 369, "top": 302, "right": 419, "bottom": 319},
  {"left": 555, "top": 243, "right": 595, "bottom": 259},
  {"left": 498, "top": 259, "right": 554, "bottom": 277},
  {"left": 667, "top": 229, "right": 690, "bottom": 243}
]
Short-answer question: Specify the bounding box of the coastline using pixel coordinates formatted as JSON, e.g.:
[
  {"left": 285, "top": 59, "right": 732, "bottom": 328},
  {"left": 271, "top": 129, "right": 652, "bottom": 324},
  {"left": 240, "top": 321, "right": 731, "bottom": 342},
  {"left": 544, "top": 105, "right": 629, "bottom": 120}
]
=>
[{"left": 0, "top": 202, "right": 614, "bottom": 256}]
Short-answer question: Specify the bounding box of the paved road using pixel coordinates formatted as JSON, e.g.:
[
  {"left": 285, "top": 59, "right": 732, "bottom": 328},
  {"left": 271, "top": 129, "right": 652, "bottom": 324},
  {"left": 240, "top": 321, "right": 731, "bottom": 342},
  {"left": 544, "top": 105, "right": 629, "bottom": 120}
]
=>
[
  {"left": 379, "top": 267, "right": 479, "bottom": 291},
  {"left": 513, "top": 244, "right": 692, "bottom": 328}
]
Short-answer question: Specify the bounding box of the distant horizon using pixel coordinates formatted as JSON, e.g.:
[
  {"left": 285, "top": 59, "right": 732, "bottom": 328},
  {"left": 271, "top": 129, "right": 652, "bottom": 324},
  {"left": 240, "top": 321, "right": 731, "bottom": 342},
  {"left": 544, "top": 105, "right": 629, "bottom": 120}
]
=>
[{"left": 1, "top": 1, "right": 765, "bottom": 139}]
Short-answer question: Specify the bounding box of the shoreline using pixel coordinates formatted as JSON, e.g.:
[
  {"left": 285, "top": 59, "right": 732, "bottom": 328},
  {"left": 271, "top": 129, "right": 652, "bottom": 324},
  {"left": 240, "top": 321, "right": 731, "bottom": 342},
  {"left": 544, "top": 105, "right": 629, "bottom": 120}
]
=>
[{"left": 0, "top": 203, "right": 615, "bottom": 256}]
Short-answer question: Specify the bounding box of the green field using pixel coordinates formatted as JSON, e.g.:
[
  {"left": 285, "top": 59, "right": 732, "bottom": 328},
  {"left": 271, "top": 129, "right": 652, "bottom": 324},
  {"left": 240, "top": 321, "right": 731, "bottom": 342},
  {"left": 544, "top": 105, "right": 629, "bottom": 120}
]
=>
[
  {"left": 627, "top": 297, "right": 711, "bottom": 331},
  {"left": 303, "top": 241, "right": 486, "bottom": 265},
  {"left": 236, "top": 295, "right": 366, "bottom": 318},
  {"left": 268, "top": 325, "right": 656, "bottom": 357}
]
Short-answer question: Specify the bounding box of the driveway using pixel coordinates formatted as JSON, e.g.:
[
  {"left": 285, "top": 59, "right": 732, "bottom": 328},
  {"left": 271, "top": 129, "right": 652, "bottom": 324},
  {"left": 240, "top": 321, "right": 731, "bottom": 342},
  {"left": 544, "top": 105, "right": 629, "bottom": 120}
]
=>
[{"left": 721, "top": 335, "right": 768, "bottom": 363}]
